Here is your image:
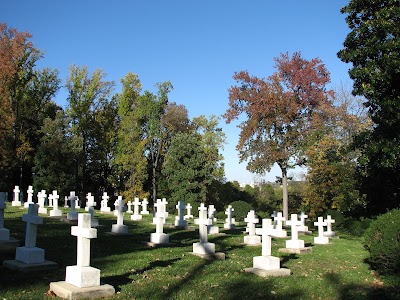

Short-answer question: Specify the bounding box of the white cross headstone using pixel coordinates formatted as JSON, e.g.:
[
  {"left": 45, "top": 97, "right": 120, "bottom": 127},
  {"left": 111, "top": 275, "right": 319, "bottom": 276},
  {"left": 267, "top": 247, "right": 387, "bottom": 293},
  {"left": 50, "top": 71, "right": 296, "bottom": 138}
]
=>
[
  {"left": 314, "top": 216, "right": 329, "bottom": 244},
  {"left": 41, "top": 190, "right": 47, "bottom": 206},
  {"left": 0, "top": 192, "right": 10, "bottom": 240},
  {"left": 154, "top": 198, "right": 168, "bottom": 219},
  {"left": 272, "top": 212, "right": 287, "bottom": 238},
  {"left": 24, "top": 185, "right": 34, "bottom": 208},
  {"left": 126, "top": 201, "right": 133, "bottom": 213},
  {"left": 141, "top": 198, "right": 149, "bottom": 214},
  {"left": 250, "top": 218, "right": 285, "bottom": 273},
  {"left": 285, "top": 214, "right": 305, "bottom": 249},
  {"left": 100, "top": 192, "right": 111, "bottom": 212},
  {"left": 48, "top": 192, "right": 54, "bottom": 207},
  {"left": 15, "top": 204, "right": 45, "bottom": 264},
  {"left": 131, "top": 197, "right": 142, "bottom": 220},
  {"left": 192, "top": 203, "right": 215, "bottom": 255},
  {"left": 65, "top": 213, "right": 100, "bottom": 288},
  {"left": 64, "top": 196, "right": 68, "bottom": 207},
  {"left": 224, "top": 205, "right": 235, "bottom": 230},
  {"left": 85, "top": 192, "right": 96, "bottom": 212},
  {"left": 207, "top": 204, "right": 219, "bottom": 234},
  {"left": 161, "top": 198, "right": 169, "bottom": 218},
  {"left": 208, "top": 205, "right": 216, "bottom": 222},
  {"left": 324, "top": 215, "right": 336, "bottom": 237},
  {"left": 88, "top": 206, "right": 99, "bottom": 227},
  {"left": 244, "top": 210, "right": 261, "bottom": 245},
  {"left": 50, "top": 190, "right": 62, "bottom": 217},
  {"left": 111, "top": 196, "right": 128, "bottom": 234},
  {"left": 184, "top": 203, "right": 193, "bottom": 219},
  {"left": 175, "top": 200, "right": 188, "bottom": 227},
  {"left": 37, "top": 191, "right": 47, "bottom": 214},
  {"left": 75, "top": 196, "right": 80, "bottom": 209},
  {"left": 255, "top": 219, "right": 275, "bottom": 256},
  {"left": 150, "top": 215, "right": 169, "bottom": 244},
  {"left": 67, "top": 191, "right": 78, "bottom": 221},
  {"left": 298, "top": 212, "right": 309, "bottom": 232},
  {"left": 12, "top": 185, "right": 21, "bottom": 207}
]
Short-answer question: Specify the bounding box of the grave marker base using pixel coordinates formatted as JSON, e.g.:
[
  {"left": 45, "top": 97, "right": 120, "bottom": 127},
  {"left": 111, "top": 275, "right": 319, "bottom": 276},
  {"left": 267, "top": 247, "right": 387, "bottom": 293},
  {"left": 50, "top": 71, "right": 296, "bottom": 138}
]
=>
[
  {"left": 244, "top": 267, "right": 291, "bottom": 277},
  {"left": 223, "top": 223, "right": 236, "bottom": 230},
  {"left": 142, "top": 241, "right": 175, "bottom": 248},
  {"left": 253, "top": 255, "right": 280, "bottom": 270},
  {"left": 244, "top": 235, "right": 261, "bottom": 245},
  {"left": 50, "top": 210, "right": 62, "bottom": 217},
  {"left": 207, "top": 225, "right": 219, "bottom": 235},
  {"left": 150, "top": 233, "right": 169, "bottom": 244},
  {"left": 278, "top": 247, "right": 312, "bottom": 254},
  {"left": 3, "top": 259, "right": 57, "bottom": 272},
  {"left": 111, "top": 224, "right": 129, "bottom": 234},
  {"left": 190, "top": 252, "right": 225, "bottom": 260},
  {"left": 314, "top": 236, "right": 330, "bottom": 244},
  {"left": 0, "top": 238, "right": 20, "bottom": 252},
  {"left": 38, "top": 208, "right": 48, "bottom": 215},
  {"left": 130, "top": 214, "right": 143, "bottom": 221},
  {"left": 66, "top": 265, "right": 100, "bottom": 288},
  {"left": 11, "top": 201, "right": 22, "bottom": 207},
  {"left": 193, "top": 242, "right": 215, "bottom": 255},
  {"left": 50, "top": 281, "right": 115, "bottom": 300},
  {"left": 16, "top": 246, "right": 44, "bottom": 264},
  {"left": 298, "top": 230, "right": 313, "bottom": 235},
  {"left": 271, "top": 231, "right": 287, "bottom": 238},
  {"left": 324, "top": 232, "right": 336, "bottom": 238}
]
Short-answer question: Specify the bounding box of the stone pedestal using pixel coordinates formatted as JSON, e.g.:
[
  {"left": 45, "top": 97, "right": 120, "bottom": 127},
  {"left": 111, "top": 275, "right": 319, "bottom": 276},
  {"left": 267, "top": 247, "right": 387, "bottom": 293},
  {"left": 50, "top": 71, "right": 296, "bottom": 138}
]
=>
[
  {"left": 111, "top": 224, "right": 128, "bottom": 234},
  {"left": 314, "top": 236, "right": 330, "bottom": 244},
  {"left": 50, "top": 281, "right": 115, "bottom": 299},
  {"left": 224, "top": 223, "right": 235, "bottom": 230},
  {"left": 39, "top": 207, "right": 48, "bottom": 215},
  {"left": 67, "top": 211, "right": 78, "bottom": 221},
  {"left": 66, "top": 265, "right": 100, "bottom": 288},
  {"left": 101, "top": 207, "right": 111, "bottom": 213},
  {"left": 150, "top": 233, "right": 169, "bottom": 244},
  {"left": 175, "top": 219, "right": 188, "bottom": 227},
  {"left": 15, "top": 246, "right": 44, "bottom": 264},
  {"left": 50, "top": 209, "right": 62, "bottom": 217},
  {"left": 253, "top": 255, "right": 280, "bottom": 270},
  {"left": 207, "top": 225, "right": 219, "bottom": 235},
  {"left": 244, "top": 235, "right": 261, "bottom": 245},
  {"left": 12, "top": 200, "right": 22, "bottom": 207},
  {"left": 0, "top": 227, "right": 10, "bottom": 240},
  {"left": 324, "top": 231, "right": 336, "bottom": 238},
  {"left": 193, "top": 242, "right": 215, "bottom": 255},
  {"left": 286, "top": 239, "right": 304, "bottom": 249},
  {"left": 131, "top": 214, "right": 143, "bottom": 221}
]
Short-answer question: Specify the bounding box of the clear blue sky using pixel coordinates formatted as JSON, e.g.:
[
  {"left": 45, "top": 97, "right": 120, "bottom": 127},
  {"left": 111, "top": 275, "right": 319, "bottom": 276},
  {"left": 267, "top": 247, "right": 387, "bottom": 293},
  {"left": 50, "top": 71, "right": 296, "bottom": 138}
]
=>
[{"left": 2, "top": 0, "right": 351, "bottom": 184}]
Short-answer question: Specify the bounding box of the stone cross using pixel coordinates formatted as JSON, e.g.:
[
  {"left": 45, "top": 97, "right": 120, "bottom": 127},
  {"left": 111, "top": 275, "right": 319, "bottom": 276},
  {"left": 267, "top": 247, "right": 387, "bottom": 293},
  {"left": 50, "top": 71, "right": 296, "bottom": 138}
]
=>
[
  {"left": 198, "top": 203, "right": 212, "bottom": 243},
  {"left": 51, "top": 190, "right": 59, "bottom": 209},
  {"left": 12, "top": 185, "right": 21, "bottom": 206},
  {"left": 101, "top": 192, "right": 110, "bottom": 211},
  {"left": 114, "top": 197, "right": 125, "bottom": 226},
  {"left": 75, "top": 196, "right": 80, "bottom": 209},
  {"left": 69, "top": 192, "right": 77, "bottom": 212},
  {"left": 22, "top": 204, "right": 43, "bottom": 248},
  {"left": 225, "top": 205, "right": 234, "bottom": 223},
  {"left": 25, "top": 186, "right": 34, "bottom": 207},
  {"left": 244, "top": 210, "right": 259, "bottom": 236},
  {"left": 71, "top": 213, "right": 97, "bottom": 267},
  {"left": 274, "top": 212, "right": 286, "bottom": 234},
  {"left": 155, "top": 198, "right": 168, "bottom": 218},
  {"left": 126, "top": 201, "right": 133, "bottom": 213},
  {"left": 154, "top": 215, "right": 165, "bottom": 234},
  {"left": 48, "top": 193, "right": 54, "bottom": 207},
  {"left": 64, "top": 196, "right": 68, "bottom": 207},
  {"left": 176, "top": 200, "right": 185, "bottom": 222},
  {"left": 41, "top": 190, "right": 47, "bottom": 206},
  {"left": 286, "top": 214, "right": 302, "bottom": 241},
  {"left": 141, "top": 198, "right": 149, "bottom": 214},
  {"left": 185, "top": 203, "right": 193, "bottom": 219},
  {"left": 161, "top": 198, "right": 168, "bottom": 217},
  {"left": 314, "top": 216, "right": 327, "bottom": 238},
  {"left": 255, "top": 219, "right": 275, "bottom": 256},
  {"left": 132, "top": 198, "right": 141, "bottom": 215},
  {"left": 208, "top": 205, "right": 216, "bottom": 220},
  {"left": 85, "top": 192, "right": 96, "bottom": 211},
  {"left": 325, "top": 215, "right": 335, "bottom": 235}
]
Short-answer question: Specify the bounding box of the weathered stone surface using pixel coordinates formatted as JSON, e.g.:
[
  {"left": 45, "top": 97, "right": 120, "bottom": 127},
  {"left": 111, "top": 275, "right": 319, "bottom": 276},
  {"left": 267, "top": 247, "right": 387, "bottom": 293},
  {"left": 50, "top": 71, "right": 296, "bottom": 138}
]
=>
[
  {"left": 50, "top": 281, "right": 115, "bottom": 299},
  {"left": 3, "top": 259, "right": 58, "bottom": 273},
  {"left": 278, "top": 247, "right": 312, "bottom": 254},
  {"left": 244, "top": 267, "right": 291, "bottom": 277}
]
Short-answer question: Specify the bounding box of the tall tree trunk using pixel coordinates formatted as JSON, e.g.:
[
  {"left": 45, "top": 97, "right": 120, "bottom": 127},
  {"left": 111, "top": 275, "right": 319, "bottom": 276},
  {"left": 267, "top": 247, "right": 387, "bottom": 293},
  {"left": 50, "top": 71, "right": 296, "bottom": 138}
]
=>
[{"left": 280, "top": 164, "right": 289, "bottom": 220}]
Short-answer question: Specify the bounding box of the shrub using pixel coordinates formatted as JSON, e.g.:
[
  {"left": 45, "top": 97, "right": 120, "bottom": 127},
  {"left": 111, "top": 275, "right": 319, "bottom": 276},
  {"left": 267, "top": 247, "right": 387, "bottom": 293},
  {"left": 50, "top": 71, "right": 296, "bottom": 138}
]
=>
[
  {"left": 322, "top": 209, "right": 345, "bottom": 228},
  {"left": 215, "top": 211, "right": 226, "bottom": 220},
  {"left": 229, "top": 200, "right": 253, "bottom": 221},
  {"left": 363, "top": 209, "right": 400, "bottom": 274}
]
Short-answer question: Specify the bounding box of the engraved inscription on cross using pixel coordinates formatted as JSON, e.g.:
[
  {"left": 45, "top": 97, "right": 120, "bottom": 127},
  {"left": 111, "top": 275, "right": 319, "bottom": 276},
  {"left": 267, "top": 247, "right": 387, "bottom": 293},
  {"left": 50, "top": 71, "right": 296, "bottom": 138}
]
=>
[{"left": 71, "top": 214, "right": 97, "bottom": 267}]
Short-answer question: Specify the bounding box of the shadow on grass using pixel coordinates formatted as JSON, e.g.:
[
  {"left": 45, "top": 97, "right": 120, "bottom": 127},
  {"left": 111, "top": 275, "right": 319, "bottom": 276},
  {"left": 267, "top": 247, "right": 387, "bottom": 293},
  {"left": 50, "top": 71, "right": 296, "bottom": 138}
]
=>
[
  {"left": 324, "top": 272, "right": 400, "bottom": 300},
  {"left": 103, "top": 257, "right": 182, "bottom": 292}
]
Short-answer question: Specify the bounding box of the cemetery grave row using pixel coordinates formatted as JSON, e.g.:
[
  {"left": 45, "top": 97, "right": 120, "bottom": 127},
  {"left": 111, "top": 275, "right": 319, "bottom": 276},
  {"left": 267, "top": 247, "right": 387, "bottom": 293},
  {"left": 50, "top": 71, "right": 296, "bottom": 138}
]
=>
[{"left": 0, "top": 185, "right": 338, "bottom": 299}]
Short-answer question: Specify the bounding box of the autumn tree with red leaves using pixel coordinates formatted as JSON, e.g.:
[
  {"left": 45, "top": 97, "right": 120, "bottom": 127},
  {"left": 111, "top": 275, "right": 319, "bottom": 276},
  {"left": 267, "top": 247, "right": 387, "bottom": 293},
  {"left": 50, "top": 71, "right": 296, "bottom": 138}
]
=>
[{"left": 224, "top": 52, "right": 334, "bottom": 219}]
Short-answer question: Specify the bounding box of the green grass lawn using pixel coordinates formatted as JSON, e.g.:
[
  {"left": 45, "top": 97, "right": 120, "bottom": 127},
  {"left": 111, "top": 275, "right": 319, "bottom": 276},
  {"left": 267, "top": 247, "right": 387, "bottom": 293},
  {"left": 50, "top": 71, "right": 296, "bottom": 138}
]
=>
[{"left": 1, "top": 206, "right": 399, "bottom": 300}]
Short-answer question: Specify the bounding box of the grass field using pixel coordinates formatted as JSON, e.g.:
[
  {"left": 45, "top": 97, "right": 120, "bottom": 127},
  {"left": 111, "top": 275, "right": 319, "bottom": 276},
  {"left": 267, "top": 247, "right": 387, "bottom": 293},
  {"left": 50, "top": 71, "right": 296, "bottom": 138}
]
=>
[{"left": 1, "top": 206, "right": 399, "bottom": 300}]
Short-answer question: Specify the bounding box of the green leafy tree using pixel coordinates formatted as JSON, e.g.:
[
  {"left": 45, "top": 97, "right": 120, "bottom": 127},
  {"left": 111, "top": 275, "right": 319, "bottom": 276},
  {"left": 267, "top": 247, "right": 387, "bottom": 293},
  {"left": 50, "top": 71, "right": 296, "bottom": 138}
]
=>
[
  {"left": 337, "top": 0, "right": 400, "bottom": 215},
  {"left": 224, "top": 52, "right": 334, "bottom": 219},
  {"left": 33, "top": 110, "right": 79, "bottom": 195},
  {"left": 66, "top": 65, "right": 114, "bottom": 197},
  {"left": 162, "top": 132, "right": 212, "bottom": 204},
  {"left": 115, "top": 72, "right": 148, "bottom": 199}
]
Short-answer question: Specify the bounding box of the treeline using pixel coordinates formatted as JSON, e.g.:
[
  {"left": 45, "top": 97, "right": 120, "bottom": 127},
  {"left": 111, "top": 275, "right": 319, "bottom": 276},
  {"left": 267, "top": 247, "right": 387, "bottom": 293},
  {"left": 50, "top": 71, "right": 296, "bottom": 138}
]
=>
[{"left": 0, "top": 23, "right": 226, "bottom": 207}]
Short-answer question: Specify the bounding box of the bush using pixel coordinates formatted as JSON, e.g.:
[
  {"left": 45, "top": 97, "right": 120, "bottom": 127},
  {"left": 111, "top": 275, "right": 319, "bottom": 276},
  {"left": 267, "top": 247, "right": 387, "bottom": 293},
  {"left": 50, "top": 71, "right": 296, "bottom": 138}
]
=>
[
  {"left": 363, "top": 209, "right": 400, "bottom": 274},
  {"left": 229, "top": 200, "right": 253, "bottom": 221},
  {"left": 215, "top": 211, "right": 226, "bottom": 220}
]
